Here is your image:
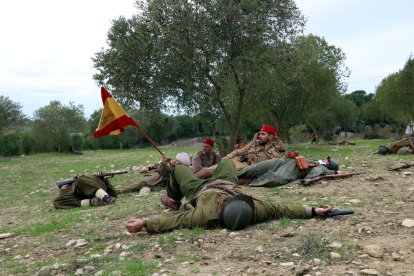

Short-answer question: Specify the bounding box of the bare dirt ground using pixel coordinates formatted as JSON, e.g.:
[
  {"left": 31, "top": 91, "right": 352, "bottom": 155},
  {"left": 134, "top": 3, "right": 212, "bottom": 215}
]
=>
[{"left": 1, "top": 143, "right": 414, "bottom": 275}]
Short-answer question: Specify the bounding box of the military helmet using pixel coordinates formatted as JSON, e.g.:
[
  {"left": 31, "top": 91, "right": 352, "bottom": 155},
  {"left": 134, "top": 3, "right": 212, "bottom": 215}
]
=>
[
  {"left": 325, "top": 157, "right": 339, "bottom": 171},
  {"left": 220, "top": 194, "right": 255, "bottom": 231},
  {"left": 378, "top": 145, "right": 390, "bottom": 155}
]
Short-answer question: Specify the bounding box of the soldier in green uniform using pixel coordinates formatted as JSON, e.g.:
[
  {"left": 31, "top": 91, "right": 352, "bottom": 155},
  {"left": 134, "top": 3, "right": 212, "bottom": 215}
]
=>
[
  {"left": 124, "top": 159, "right": 333, "bottom": 234},
  {"left": 237, "top": 156, "right": 339, "bottom": 187},
  {"left": 53, "top": 175, "right": 118, "bottom": 209}
]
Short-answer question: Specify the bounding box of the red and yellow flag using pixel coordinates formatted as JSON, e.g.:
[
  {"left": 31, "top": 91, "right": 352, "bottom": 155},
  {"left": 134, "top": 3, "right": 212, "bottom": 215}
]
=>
[{"left": 93, "top": 86, "right": 138, "bottom": 138}]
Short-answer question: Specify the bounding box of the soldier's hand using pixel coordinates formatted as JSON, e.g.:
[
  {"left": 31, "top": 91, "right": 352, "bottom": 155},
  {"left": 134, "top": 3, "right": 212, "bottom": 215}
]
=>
[
  {"left": 93, "top": 172, "right": 103, "bottom": 177},
  {"left": 315, "top": 205, "right": 332, "bottom": 216},
  {"left": 124, "top": 219, "right": 145, "bottom": 233}
]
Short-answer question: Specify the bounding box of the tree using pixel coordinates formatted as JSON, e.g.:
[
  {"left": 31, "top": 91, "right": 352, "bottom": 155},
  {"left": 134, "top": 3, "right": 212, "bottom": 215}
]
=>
[
  {"left": 31, "top": 101, "right": 86, "bottom": 152},
  {"left": 251, "top": 35, "right": 349, "bottom": 142},
  {"left": 344, "top": 90, "right": 374, "bottom": 107},
  {"left": 0, "top": 95, "right": 26, "bottom": 134},
  {"left": 376, "top": 56, "right": 414, "bottom": 123},
  {"left": 306, "top": 96, "right": 359, "bottom": 136},
  {"left": 93, "top": 0, "right": 306, "bottom": 154}
]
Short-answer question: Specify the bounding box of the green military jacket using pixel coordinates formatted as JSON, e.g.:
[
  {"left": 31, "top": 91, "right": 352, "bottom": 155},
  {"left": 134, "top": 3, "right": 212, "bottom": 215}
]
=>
[{"left": 145, "top": 189, "right": 312, "bottom": 233}]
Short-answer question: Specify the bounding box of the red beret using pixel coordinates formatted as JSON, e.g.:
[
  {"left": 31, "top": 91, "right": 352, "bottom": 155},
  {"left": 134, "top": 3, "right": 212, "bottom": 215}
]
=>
[
  {"left": 260, "top": 125, "right": 279, "bottom": 136},
  {"left": 203, "top": 138, "right": 214, "bottom": 147}
]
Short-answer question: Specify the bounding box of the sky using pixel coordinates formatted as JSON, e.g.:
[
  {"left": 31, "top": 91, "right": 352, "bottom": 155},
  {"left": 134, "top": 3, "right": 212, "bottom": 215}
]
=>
[{"left": 1, "top": 0, "right": 413, "bottom": 118}]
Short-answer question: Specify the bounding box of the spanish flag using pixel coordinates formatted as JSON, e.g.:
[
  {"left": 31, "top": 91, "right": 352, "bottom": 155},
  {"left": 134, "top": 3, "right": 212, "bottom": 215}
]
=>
[{"left": 93, "top": 86, "right": 138, "bottom": 138}]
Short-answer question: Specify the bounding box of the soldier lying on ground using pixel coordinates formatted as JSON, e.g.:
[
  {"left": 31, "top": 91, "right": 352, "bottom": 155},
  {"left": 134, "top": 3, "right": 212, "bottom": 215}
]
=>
[
  {"left": 237, "top": 154, "right": 339, "bottom": 187},
  {"left": 118, "top": 152, "right": 191, "bottom": 194},
  {"left": 377, "top": 137, "right": 414, "bottom": 155},
  {"left": 53, "top": 174, "right": 118, "bottom": 209},
  {"left": 196, "top": 125, "right": 284, "bottom": 179},
  {"left": 124, "top": 158, "right": 333, "bottom": 233}
]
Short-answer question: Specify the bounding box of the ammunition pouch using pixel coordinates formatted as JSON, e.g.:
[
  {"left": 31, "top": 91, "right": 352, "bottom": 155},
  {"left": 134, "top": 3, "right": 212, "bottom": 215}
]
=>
[
  {"left": 285, "top": 151, "right": 299, "bottom": 158},
  {"left": 295, "top": 156, "right": 308, "bottom": 178}
]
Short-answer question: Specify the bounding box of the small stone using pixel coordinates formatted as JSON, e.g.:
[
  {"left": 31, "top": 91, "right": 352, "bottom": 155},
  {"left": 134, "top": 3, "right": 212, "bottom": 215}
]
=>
[
  {"left": 94, "top": 271, "right": 103, "bottom": 276},
  {"left": 280, "top": 232, "right": 296, "bottom": 237},
  {"left": 65, "top": 239, "right": 77, "bottom": 247},
  {"left": 330, "top": 252, "right": 341, "bottom": 260},
  {"left": 90, "top": 254, "right": 102, "bottom": 259},
  {"left": 139, "top": 187, "right": 151, "bottom": 195},
  {"left": 13, "top": 255, "right": 22, "bottom": 260},
  {"left": 391, "top": 252, "right": 403, "bottom": 261},
  {"left": 295, "top": 266, "right": 310, "bottom": 276},
  {"left": 280, "top": 262, "right": 294, "bottom": 267},
  {"left": 313, "top": 258, "right": 321, "bottom": 265},
  {"left": 74, "top": 239, "right": 88, "bottom": 248},
  {"left": 229, "top": 232, "right": 239, "bottom": 237},
  {"left": 402, "top": 219, "right": 414, "bottom": 227},
  {"left": 328, "top": 242, "right": 342, "bottom": 249},
  {"left": 75, "top": 268, "right": 85, "bottom": 275},
  {"left": 363, "top": 244, "right": 382, "bottom": 258},
  {"left": 360, "top": 268, "right": 379, "bottom": 275},
  {"left": 35, "top": 266, "right": 51, "bottom": 276},
  {"left": 349, "top": 199, "right": 361, "bottom": 204},
  {"left": 0, "top": 233, "right": 14, "bottom": 239},
  {"left": 84, "top": 265, "right": 96, "bottom": 271},
  {"left": 256, "top": 246, "right": 264, "bottom": 253}
]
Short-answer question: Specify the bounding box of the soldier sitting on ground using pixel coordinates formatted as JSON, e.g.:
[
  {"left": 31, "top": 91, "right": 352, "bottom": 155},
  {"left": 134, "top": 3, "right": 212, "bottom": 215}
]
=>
[
  {"left": 377, "top": 137, "right": 414, "bottom": 155},
  {"left": 196, "top": 125, "right": 284, "bottom": 179},
  {"left": 191, "top": 138, "right": 221, "bottom": 177},
  {"left": 124, "top": 158, "right": 334, "bottom": 234},
  {"left": 53, "top": 174, "right": 118, "bottom": 209}
]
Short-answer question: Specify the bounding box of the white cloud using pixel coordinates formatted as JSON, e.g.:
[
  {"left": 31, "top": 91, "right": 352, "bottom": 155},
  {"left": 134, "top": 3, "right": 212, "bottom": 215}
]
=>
[{"left": 0, "top": 0, "right": 136, "bottom": 117}]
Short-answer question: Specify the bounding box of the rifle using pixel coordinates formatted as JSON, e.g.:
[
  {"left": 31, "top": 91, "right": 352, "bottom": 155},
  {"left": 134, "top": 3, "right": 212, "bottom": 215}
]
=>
[
  {"left": 300, "top": 172, "right": 363, "bottom": 186},
  {"left": 388, "top": 161, "right": 414, "bottom": 171},
  {"left": 56, "top": 170, "right": 128, "bottom": 189},
  {"left": 326, "top": 210, "right": 354, "bottom": 217}
]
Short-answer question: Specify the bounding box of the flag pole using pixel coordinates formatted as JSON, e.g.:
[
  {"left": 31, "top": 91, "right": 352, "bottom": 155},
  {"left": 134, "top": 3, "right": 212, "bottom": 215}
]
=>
[{"left": 134, "top": 123, "right": 164, "bottom": 156}]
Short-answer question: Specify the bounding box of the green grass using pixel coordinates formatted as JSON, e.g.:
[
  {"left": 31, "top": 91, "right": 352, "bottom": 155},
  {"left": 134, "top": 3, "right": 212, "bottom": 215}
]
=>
[{"left": 0, "top": 139, "right": 409, "bottom": 274}]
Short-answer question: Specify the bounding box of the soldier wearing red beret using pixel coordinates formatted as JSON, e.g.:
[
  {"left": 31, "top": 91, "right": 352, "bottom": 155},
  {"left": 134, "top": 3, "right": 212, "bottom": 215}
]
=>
[{"left": 196, "top": 125, "right": 283, "bottom": 179}]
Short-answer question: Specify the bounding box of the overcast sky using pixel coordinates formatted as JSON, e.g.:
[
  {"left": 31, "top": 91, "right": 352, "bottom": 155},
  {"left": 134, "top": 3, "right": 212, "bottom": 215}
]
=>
[{"left": 1, "top": 1, "right": 413, "bottom": 118}]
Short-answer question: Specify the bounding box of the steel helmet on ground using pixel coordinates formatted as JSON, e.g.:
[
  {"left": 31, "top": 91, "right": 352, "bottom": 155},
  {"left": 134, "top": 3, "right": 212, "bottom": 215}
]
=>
[{"left": 220, "top": 194, "right": 255, "bottom": 231}]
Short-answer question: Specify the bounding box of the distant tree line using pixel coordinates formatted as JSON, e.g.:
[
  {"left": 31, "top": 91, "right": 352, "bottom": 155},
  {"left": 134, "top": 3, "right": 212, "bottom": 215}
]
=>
[{"left": 1, "top": 1, "right": 413, "bottom": 157}]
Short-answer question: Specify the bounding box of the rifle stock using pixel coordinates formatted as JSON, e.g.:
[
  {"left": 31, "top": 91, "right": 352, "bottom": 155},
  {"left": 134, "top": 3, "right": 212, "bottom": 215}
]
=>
[
  {"left": 56, "top": 170, "right": 128, "bottom": 189},
  {"left": 300, "top": 172, "right": 363, "bottom": 186}
]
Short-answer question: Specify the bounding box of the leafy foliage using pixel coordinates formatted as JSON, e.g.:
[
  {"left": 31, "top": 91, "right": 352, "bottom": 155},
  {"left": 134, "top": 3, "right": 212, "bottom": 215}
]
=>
[
  {"left": 0, "top": 95, "right": 26, "bottom": 134},
  {"left": 31, "top": 101, "right": 87, "bottom": 152}
]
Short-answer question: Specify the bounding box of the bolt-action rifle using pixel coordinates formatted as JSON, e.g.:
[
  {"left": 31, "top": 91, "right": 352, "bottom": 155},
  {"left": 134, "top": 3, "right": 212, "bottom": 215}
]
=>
[
  {"left": 326, "top": 210, "right": 354, "bottom": 217},
  {"left": 300, "top": 172, "right": 363, "bottom": 186},
  {"left": 388, "top": 161, "right": 414, "bottom": 171},
  {"left": 56, "top": 170, "right": 128, "bottom": 189}
]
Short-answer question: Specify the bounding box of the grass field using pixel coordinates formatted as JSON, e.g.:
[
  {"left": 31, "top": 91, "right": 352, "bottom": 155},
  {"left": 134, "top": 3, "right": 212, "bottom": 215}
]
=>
[{"left": 1, "top": 138, "right": 413, "bottom": 275}]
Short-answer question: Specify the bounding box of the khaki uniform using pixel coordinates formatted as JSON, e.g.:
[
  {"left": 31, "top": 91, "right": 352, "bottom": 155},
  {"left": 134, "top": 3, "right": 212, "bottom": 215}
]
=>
[
  {"left": 237, "top": 158, "right": 336, "bottom": 187},
  {"left": 209, "top": 141, "right": 281, "bottom": 172},
  {"left": 119, "top": 173, "right": 167, "bottom": 194},
  {"left": 53, "top": 175, "right": 118, "bottom": 209},
  {"left": 145, "top": 159, "right": 312, "bottom": 233},
  {"left": 119, "top": 160, "right": 176, "bottom": 193},
  {"left": 191, "top": 150, "right": 221, "bottom": 173},
  {"left": 389, "top": 137, "right": 414, "bottom": 153}
]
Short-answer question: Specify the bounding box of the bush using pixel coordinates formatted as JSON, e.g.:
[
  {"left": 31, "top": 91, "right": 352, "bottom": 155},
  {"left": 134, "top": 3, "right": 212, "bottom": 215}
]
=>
[{"left": 0, "top": 133, "right": 23, "bottom": 156}]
